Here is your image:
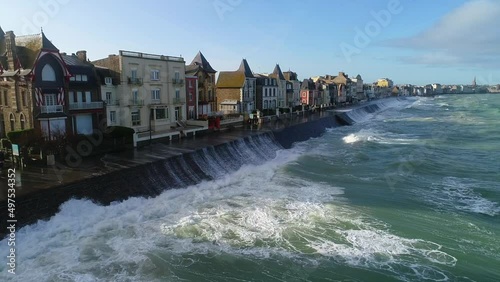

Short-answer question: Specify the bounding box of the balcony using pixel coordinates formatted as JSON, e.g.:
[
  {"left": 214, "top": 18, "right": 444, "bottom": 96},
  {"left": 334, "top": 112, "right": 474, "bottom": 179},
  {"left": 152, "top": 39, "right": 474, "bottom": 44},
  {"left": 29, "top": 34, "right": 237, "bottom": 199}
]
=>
[
  {"left": 128, "top": 99, "right": 145, "bottom": 106},
  {"left": 41, "top": 105, "right": 63, "bottom": 114},
  {"left": 69, "top": 101, "right": 104, "bottom": 110},
  {"left": 106, "top": 100, "right": 120, "bottom": 106},
  {"left": 172, "top": 97, "right": 185, "bottom": 104},
  {"left": 128, "top": 77, "right": 143, "bottom": 85},
  {"left": 172, "top": 78, "right": 184, "bottom": 85}
]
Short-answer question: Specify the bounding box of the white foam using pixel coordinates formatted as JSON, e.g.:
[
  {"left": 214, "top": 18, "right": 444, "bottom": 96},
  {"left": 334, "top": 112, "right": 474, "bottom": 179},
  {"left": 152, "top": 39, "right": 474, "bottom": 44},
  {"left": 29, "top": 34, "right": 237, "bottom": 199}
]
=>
[
  {"left": 427, "top": 177, "right": 500, "bottom": 216},
  {"left": 342, "top": 129, "right": 418, "bottom": 145}
]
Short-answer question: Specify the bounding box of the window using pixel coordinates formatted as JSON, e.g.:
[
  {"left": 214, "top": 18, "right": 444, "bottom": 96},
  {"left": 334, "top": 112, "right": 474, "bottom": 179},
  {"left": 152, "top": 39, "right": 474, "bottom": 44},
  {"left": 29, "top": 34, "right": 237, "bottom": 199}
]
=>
[
  {"left": 41, "top": 64, "right": 56, "bottom": 81},
  {"left": 189, "top": 92, "right": 193, "bottom": 101},
  {"left": 188, "top": 80, "right": 192, "bottom": 88},
  {"left": 189, "top": 106, "right": 195, "bottom": 119},
  {"left": 174, "top": 71, "right": 180, "bottom": 81},
  {"left": 82, "top": 75, "right": 88, "bottom": 82},
  {"left": 20, "top": 114, "right": 25, "bottom": 130},
  {"left": 106, "top": 92, "right": 112, "bottom": 104},
  {"left": 9, "top": 113, "right": 15, "bottom": 131},
  {"left": 175, "top": 89, "right": 180, "bottom": 99},
  {"left": 70, "top": 76, "right": 75, "bottom": 81},
  {"left": 132, "top": 90, "right": 139, "bottom": 102},
  {"left": 273, "top": 89, "right": 276, "bottom": 97},
  {"left": 151, "top": 70, "right": 160, "bottom": 81},
  {"left": 110, "top": 111, "right": 116, "bottom": 123},
  {"left": 151, "top": 89, "right": 160, "bottom": 101},
  {"left": 131, "top": 69, "right": 137, "bottom": 79},
  {"left": 131, "top": 110, "right": 141, "bottom": 126},
  {"left": 3, "top": 90, "right": 8, "bottom": 106},
  {"left": 155, "top": 108, "right": 166, "bottom": 120},
  {"left": 265, "top": 89, "right": 268, "bottom": 97},
  {"left": 105, "top": 77, "right": 112, "bottom": 85},
  {"left": 22, "top": 90, "right": 27, "bottom": 107},
  {"left": 264, "top": 100, "right": 268, "bottom": 109},
  {"left": 45, "top": 94, "right": 56, "bottom": 106}
]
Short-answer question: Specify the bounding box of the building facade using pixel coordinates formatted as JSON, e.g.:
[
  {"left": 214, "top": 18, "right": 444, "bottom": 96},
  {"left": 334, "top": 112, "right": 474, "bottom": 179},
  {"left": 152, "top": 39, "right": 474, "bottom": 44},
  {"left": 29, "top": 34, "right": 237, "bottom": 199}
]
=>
[
  {"left": 63, "top": 51, "right": 104, "bottom": 135},
  {"left": 216, "top": 59, "right": 256, "bottom": 114},
  {"left": 185, "top": 51, "right": 216, "bottom": 117},
  {"left": 185, "top": 75, "right": 198, "bottom": 120},
  {"left": 0, "top": 29, "right": 74, "bottom": 140},
  {"left": 93, "top": 50, "right": 187, "bottom": 135}
]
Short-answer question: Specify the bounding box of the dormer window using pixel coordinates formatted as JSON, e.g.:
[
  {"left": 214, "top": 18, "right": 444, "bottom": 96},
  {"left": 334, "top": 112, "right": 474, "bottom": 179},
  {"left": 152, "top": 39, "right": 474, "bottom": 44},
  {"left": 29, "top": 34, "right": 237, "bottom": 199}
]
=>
[
  {"left": 41, "top": 64, "right": 56, "bottom": 81},
  {"left": 105, "top": 77, "right": 112, "bottom": 85}
]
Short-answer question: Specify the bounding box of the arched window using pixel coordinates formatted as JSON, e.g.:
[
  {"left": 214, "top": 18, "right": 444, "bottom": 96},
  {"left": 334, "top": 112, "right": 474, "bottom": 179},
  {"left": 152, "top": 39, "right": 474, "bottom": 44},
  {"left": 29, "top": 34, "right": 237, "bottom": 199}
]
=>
[
  {"left": 41, "top": 64, "right": 56, "bottom": 81},
  {"left": 20, "top": 113, "right": 25, "bottom": 130},
  {"left": 9, "top": 113, "right": 15, "bottom": 131}
]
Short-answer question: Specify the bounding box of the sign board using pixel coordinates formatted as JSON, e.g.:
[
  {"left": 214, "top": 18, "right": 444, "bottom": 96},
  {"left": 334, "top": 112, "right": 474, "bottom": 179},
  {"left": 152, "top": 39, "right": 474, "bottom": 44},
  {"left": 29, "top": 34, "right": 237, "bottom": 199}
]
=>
[{"left": 12, "top": 144, "right": 19, "bottom": 156}]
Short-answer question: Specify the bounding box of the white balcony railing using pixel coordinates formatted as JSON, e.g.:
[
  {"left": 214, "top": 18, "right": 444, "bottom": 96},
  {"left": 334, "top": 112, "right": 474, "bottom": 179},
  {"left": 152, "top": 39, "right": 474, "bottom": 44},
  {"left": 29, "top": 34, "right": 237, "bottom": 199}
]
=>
[
  {"left": 69, "top": 101, "right": 104, "bottom": 110},
  {"left": 41, "top": 105, "right": 63, "bottom": 113}
]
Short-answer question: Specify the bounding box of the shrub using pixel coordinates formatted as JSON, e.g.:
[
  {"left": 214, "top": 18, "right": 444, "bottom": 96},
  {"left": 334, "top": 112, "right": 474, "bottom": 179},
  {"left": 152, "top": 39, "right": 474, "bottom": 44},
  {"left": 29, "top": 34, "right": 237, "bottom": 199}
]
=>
[
  {"left": 105, "top": 126, "right": 135, "bottom": 139},
  {"left": 7, "top": 129, "right": 36, "bottom": 146}
]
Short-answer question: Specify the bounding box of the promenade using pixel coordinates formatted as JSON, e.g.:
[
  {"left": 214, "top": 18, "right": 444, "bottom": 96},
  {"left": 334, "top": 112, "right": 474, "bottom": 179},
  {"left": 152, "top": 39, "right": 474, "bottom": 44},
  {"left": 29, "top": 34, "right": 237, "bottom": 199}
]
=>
[{"left": 0, "top": 106, "right": 341, "bottom": 201}]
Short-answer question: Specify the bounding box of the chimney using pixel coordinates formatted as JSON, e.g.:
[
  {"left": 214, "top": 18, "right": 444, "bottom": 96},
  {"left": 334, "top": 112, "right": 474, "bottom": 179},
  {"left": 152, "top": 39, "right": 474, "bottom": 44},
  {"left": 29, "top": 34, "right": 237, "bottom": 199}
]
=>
[
  {"left": 76, "top": 50, "right": 87, "bottom": 62},
  {"left": 5, "top": 31, "right": 17, "bottom": 70}
]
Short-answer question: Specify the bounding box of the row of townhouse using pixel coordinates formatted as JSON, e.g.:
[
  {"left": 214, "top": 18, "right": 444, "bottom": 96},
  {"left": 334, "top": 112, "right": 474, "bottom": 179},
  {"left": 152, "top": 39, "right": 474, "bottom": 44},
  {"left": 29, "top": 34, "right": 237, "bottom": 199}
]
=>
[
  {"left": 215, "top": 59, "right": 304, "bottom": 115},
  {"left": 0, "top": 29, "right": 219, "bottom": 146},
  {"left": 302, "top": 72, "right": 366, "bottom": 107},
  {"left": 215, "top": 60, "right": 370, "bottom": 115}
]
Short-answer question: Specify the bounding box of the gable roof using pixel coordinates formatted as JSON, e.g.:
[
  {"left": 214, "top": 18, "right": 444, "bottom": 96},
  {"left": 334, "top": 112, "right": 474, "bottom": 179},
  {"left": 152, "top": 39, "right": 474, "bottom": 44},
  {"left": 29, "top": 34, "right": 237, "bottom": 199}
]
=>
[
  {"left": 270, "top": 64, "right": 285, "bottom": 80},
  {"left": 190, "top": 51, "right": 216, "bottom": 73},
  {"left": 216, "top": 71, "right": 246, "bottom": 88},
  {"left": 237, "top": 59, "right": 254, "bottom": 78}
]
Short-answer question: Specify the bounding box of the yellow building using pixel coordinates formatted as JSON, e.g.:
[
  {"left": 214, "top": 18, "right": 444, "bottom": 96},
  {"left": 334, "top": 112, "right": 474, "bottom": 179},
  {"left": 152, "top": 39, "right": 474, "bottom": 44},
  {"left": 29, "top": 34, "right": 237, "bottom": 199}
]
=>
[{"left": 376, "top": 78, "right": 394, "bottom": 88}]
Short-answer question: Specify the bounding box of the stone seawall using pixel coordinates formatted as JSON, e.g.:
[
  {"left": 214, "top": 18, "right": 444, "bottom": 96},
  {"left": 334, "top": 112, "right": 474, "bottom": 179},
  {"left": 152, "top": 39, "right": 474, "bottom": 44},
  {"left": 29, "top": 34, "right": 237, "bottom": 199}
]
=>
[{"left": 0, "top": 99, "right": 399, "bottom": 238}]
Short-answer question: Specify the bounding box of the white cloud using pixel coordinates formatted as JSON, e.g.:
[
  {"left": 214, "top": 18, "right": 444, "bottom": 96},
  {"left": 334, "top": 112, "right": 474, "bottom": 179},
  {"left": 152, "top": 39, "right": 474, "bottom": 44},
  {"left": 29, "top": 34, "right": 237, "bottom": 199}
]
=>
[{"left": 388, "top": 0, "right": 500, "bottom": 67}]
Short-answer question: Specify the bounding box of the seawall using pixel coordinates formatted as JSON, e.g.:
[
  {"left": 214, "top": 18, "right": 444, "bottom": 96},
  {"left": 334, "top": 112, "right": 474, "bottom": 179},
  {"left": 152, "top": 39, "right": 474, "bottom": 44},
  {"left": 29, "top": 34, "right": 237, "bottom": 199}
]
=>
[{"left": 0, "top": 98, "right": 401, "bottom": 237}]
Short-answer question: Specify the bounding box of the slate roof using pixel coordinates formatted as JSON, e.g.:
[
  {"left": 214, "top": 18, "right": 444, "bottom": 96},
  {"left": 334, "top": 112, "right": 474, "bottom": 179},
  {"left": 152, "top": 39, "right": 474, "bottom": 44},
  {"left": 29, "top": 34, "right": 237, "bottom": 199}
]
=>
[
  {"left": 95, "top": 66, "right": 120, "bottom": 85},
  {"left": 270, "top": 64, "right": 285, "bottom": 80},
  {"left": 216, "top": 71, "right": 245, "bottom": 88},
  {"left": 190, "top": 51, "right": 216, "bottom": 73},
  {"left": 237, "top": 59, "right": 254, "bottom": 78}
]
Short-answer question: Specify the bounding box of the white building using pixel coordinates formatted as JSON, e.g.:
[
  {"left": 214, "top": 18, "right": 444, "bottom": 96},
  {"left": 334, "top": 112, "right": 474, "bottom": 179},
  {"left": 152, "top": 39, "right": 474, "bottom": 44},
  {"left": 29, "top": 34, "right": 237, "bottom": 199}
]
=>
[{"left": 93, "top": 50, "right": 196, "bottom": 145}]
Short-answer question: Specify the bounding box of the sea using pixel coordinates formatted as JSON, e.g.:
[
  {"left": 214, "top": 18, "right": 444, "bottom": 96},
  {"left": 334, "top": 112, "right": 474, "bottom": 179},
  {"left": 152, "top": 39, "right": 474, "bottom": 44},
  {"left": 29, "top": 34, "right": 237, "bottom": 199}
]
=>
[{"left": 1, "top": 94, "right": 499, "bottom": 281}]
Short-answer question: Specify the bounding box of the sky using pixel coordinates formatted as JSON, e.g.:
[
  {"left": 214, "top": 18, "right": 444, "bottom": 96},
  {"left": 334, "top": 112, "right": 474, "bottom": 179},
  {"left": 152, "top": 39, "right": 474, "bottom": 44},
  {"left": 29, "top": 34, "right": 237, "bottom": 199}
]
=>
[{"left": 1, "top": 0, "right": 500, "bottom": 85}]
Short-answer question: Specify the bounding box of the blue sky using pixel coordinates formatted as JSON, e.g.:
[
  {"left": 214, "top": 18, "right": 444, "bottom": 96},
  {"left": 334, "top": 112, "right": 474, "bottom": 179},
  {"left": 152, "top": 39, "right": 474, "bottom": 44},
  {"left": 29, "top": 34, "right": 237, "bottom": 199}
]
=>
[{"left": 2, "top": 0, "right": 500, "bottom": 85}]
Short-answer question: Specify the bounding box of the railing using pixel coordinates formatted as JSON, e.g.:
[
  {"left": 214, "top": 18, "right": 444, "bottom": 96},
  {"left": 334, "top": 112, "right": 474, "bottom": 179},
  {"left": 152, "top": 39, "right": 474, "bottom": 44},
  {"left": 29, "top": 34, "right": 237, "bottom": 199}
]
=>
[
  {"left": 119, "top": 50, "right": 184, "bottom": 62},
  {"left": 172, "top": 78, "right": 184, "bottom": 85},
  {"left": 151, "top": 99, "right": 161, "bottom": 104},
  {"left": 172, "top": 97, "right": 185, "bottom": 104},
  {"left": 40, "top": 105, "right": 63, "bottom": 113},
  {"left": 106, "top": 100, "right": 120, "bottom": 106},
  {"left": 129, "top": 99, "right": 145, "bottom": 106},
  {"left": 69, "top": 101, "right": 104, "bottom": 110},
  {"left": 128, "top": 77, "right": 143, "bottom": 85}
]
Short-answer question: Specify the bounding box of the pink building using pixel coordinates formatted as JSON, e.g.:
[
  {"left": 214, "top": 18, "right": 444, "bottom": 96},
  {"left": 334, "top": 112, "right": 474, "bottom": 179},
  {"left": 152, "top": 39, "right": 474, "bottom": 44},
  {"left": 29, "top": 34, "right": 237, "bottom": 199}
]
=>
[{"left": 185, "top": 76, "right": 198, "bottom": 120}]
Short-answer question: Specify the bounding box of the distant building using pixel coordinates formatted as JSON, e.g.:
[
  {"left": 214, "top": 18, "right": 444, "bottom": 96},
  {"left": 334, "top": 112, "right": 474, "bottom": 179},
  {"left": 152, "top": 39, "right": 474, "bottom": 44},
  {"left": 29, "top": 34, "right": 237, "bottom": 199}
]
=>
[
  {"left": 431, "top": 83, "right": 442, "bottom": 94},
  {"left": 283, "top": 71, "right": 301, "bottom": 107},
  {"left": 376, "top": 78, "right": 394, "bottom": 88},
  {"left": 216, "top": 59, "right": 256, "bottom": 114},
  {"left": 333, "top": 72, "right": 351, "bottom": 104},
  {"left": 185, "top": 51, "right": 216, "bottom": 117},
  {"left": 185, "top": 75, "right": 198, "bottom": 120},
  {"left": 269, "top": 64, "right": 287, "bottom": 108},
  {"left": 255, "top": 74, "right": 277, "bottom": 111}
]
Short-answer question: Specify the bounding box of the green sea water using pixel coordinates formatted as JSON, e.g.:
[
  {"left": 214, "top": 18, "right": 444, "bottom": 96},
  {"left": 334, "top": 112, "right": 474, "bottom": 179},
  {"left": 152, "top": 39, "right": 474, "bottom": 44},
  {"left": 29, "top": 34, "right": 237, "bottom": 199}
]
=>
[{"left": 1, "top": 94, "right": 499, "bottom": 281}]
